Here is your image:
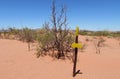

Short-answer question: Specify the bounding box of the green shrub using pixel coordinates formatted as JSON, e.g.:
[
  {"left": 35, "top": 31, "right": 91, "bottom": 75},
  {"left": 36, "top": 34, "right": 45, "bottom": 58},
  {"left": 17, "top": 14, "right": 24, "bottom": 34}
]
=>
[{"left": 36, "top": 25, "right": 74, "bottom": 59}]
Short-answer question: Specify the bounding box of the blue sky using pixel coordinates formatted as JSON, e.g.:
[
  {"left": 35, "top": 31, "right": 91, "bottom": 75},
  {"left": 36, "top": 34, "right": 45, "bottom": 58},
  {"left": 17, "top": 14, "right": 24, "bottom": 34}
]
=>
[{"left": 0, "top": 0, "right": 120, "bottom": 31}]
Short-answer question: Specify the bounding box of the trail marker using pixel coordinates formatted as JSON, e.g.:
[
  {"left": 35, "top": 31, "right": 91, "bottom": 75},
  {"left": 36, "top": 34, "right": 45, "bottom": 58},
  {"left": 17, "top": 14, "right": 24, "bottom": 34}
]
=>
[
  {"left": 71, "top": 43, "right": 82, "bottom": 48},
  {"left": 71, "top": 26, "right": 82, "bottom": 77}
]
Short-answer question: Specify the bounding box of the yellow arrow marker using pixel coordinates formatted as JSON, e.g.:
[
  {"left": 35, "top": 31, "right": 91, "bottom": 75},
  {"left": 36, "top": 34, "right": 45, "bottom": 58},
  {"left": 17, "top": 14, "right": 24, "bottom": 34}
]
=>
[
  {"left": 75, "top": 26, "right": 79, "bottom": 36},
  {"left": 71, "top": 42, "right": 82, "bottom": 48}
]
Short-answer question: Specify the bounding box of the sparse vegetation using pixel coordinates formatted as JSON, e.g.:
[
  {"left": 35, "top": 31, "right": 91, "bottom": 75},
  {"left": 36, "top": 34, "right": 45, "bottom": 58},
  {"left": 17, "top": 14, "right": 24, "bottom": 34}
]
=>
[
  {"left": 80, "top": 30, "right": 120, "bottom": 37},
  {"left": 0, "top": 26, "right": 119, "bottom": 57}
]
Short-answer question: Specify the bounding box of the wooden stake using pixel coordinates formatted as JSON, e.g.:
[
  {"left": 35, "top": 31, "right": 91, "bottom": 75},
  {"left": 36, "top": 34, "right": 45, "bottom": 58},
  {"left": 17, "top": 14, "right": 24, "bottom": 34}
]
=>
[
  {"left": 73, "top": 35, "right": 78, "bottom": 77},
  {"left": 71, "top": 27, "right": 82, "bottom": 77}
]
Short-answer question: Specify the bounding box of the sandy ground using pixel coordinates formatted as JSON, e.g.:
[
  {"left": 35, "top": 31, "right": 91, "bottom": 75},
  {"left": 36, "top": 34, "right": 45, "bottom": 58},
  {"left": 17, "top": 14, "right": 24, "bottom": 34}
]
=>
[{"left": 0, "top": 36, "right": 120, "bottom": 79}]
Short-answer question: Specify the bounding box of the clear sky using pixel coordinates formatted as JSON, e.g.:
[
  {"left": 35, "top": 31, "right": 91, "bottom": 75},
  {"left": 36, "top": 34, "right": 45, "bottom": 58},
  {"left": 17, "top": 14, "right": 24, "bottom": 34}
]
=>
[{"left": 0, "top": 0, "right": 120, "bottom": 31}]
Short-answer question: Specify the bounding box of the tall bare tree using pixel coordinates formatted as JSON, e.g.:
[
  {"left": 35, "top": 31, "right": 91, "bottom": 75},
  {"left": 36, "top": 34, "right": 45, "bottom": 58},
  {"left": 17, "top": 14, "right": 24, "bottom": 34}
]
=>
[
  {"left": 37, "top": 0, "right": 74, "bottom": 59},
  {"left": 51, "top": 0, "right": 72, "bottom": 59}
]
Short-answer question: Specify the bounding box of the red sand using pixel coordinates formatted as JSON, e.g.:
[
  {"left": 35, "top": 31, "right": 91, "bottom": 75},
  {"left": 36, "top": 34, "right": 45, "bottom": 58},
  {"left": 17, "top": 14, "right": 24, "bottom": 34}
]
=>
[{"left": 0, "top": 37, "right": 120, "bottom": 79}]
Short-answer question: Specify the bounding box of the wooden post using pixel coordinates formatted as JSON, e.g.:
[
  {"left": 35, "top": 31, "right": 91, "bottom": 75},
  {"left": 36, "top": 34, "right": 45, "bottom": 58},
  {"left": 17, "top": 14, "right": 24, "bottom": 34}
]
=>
[
  {"left": 71, "top": 27, "right": 82, "bottom": 77},
  {"left": 73, "top": 35, "right": 78, "bottom": 77}
]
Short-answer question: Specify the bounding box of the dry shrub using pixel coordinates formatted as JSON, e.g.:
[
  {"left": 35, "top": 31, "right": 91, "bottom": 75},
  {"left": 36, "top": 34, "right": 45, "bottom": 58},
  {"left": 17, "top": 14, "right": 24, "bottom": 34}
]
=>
[
  {"left": 93, "top": 37, "right": 106, "bottom": 54},
  {"left": 36, "top": 26, "right": 74, "bottom": 60},
  {"left": 18, "top": 27, "right": 36, "bottom": 51},
  {"left": 36, "top": 1, "right": 74, "bottom": 60}
]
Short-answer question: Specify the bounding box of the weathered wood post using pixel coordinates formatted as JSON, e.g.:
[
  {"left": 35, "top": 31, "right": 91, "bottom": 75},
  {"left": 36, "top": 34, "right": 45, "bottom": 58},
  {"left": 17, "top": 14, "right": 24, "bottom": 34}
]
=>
[{"left": 71, "top": 26, "right": 82, "bottom": 77}]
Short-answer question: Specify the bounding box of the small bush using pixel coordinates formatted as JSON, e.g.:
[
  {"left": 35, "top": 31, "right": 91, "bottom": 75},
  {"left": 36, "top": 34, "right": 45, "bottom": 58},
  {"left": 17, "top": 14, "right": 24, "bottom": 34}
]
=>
[
  {"left": 93, "top": 37, "right": 106, "bottom": 54},
  {"left": 18, "top": 27, "right": 36, "bottom": 51}
]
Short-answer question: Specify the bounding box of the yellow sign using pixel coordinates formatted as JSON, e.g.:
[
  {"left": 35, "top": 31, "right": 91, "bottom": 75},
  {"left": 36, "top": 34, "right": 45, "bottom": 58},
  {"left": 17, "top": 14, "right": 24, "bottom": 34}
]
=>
[
  {"left": 71, "top": 42, "right": 82, "bottom": 48},
  {"left": 75, "top": 26, "right": 79, "bottom": 36},
  {"left": 71, "top": 26, "right": 82, "bottom": 48}
]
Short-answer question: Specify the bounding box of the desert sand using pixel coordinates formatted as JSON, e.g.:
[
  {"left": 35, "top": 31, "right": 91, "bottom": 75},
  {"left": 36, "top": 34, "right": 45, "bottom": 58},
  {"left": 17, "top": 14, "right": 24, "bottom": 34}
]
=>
[{"left": 0, "top": 36, "right": 120, "bottom": 79}]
